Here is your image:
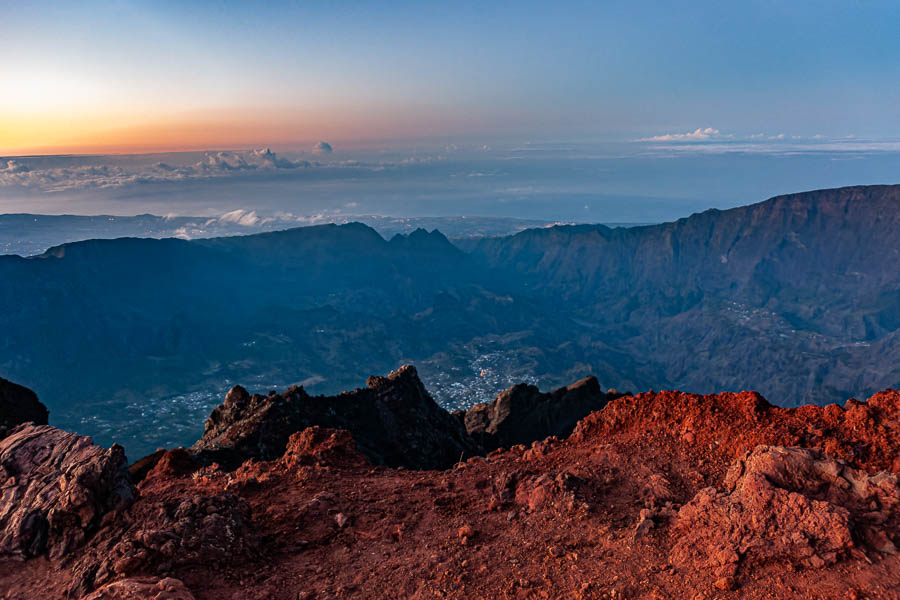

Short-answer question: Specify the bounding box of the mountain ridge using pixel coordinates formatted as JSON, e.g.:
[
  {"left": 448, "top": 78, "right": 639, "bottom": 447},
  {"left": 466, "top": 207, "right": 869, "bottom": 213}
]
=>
[{"left": 1, "top": 185, "right": 899, "bottom": 455}]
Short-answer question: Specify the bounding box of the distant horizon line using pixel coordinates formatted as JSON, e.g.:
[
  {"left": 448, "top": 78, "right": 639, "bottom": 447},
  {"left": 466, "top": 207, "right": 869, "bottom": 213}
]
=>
[{"left": 5, "top": 133, "right": 898, "bottom": 159}]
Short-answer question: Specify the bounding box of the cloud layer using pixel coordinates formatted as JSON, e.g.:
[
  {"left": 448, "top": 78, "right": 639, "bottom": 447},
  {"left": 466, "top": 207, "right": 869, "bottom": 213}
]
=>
[
  {"left": 0, "top": 149, "right": 319, "bottom": 193},
  {"left": 642, "top": 127, "right": 725, "bottom": 142}
]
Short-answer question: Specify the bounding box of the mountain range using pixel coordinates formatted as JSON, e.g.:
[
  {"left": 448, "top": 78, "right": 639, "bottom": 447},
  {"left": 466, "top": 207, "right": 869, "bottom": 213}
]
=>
[
  {"left": 1, "top": 184, "right": 898, "bottom": 457},
  {"left": 0, "top": 213, "right": 572, "bottom": 257}
]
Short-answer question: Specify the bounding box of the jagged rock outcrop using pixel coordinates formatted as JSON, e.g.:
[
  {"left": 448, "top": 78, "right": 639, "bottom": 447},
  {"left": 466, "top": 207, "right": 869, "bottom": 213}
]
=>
[
  {"left": 0, "top": 424, "right": 133, "bottom": 560},
  {"left": 191, "top": 365, "right": 481, "bottom": 470},
  {"left": 464, "top": 376, "right": 619, "bottom": 451},
  {"left": 83, "top": 577, "right": 196, "bottom": 600},
  {"left": 0, "top": 377, "right": 48, "bottom": 437},
  {"left": 671, "top": 446, "right": 900, "bottom": 577}
]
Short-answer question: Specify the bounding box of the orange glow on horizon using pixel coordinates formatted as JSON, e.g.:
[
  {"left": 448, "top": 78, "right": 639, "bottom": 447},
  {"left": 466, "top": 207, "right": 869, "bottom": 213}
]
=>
[
  {"left": 0, "top": 103, "right": 501, "bottom": 156},
  {"left": 1, "top": 113, "right": 350, "bottom": 155}
]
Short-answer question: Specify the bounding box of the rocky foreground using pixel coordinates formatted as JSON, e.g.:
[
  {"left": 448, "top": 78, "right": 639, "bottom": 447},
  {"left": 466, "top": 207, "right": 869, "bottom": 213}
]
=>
[{"left": 1, "top": 369, "right": 900, "bottom": 599}]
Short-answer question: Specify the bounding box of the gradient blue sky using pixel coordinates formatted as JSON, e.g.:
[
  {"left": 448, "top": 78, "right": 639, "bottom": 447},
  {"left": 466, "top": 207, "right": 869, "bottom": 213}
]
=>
[{"left": 2, "top": 0, "right": 900, "bottom": 153}]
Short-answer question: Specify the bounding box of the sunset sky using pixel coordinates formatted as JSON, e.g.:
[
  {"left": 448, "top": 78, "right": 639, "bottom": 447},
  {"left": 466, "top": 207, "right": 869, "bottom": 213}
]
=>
[{"left": 2, "top": 1, "right": 900, "bottom": 155}]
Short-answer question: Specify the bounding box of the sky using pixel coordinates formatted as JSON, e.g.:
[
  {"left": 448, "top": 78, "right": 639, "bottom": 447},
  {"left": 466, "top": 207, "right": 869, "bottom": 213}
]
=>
[
  {"left": 2, "top": 0, "right": 900, "bottom": 155},
  {"left": 2, "top": 1, "right": 900, "bottom": 225}
]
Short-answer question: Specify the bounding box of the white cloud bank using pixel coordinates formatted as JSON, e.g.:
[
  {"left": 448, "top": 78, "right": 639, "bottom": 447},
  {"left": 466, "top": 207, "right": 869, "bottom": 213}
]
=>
[
  {"left": 641, "top": 127, "right": 725, "bottom": 142},
  {"left": 0, "top": 148, "right": 317, "bottom": 193}
]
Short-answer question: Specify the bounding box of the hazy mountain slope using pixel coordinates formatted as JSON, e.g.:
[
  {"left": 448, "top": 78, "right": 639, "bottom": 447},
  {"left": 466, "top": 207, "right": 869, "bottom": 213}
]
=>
[
  {"left": 1, "top": 185, "right": 898, "bottom": 455},
  {"left": 0, "top": 223, "right": 630, "bottom": 455},
  {"left": 476, "top": 185, "right": 900, "bottom": 320},
  {"left": 0, "top": 213, "right": 562, "bottom": 257},
  {"left": 472, "top": 185, "right": 900, "bottom": 404}
]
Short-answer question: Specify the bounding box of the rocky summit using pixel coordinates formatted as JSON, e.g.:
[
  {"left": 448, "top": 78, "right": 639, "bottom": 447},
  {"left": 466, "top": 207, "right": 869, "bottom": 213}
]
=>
[
  {"left": 463, "top": 375, "right": 622, "bottom": 451},
  {"left": 2, "top": 372, "right": 900, "bottom": 599},
  {"left": 190, "top": 365, "right": 481, "bottom": 471}
]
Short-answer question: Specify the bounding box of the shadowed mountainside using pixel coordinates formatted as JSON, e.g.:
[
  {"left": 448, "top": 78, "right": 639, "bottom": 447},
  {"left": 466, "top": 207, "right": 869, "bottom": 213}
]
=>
[
  {"left": 473, "top": 184, "right": 900, "bottom": 404},
  {"left": 0, "top": 185, "right": 898, "bottom": 456}
]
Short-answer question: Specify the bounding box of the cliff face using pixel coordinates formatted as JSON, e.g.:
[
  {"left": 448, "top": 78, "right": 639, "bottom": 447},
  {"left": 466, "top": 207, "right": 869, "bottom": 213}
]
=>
[
  {"left": 472, "top": 185, "right": 900, "bottom": 405},
  {"left": 474, "top": 185, "right": 900, "bottom": 319},
  {"left": 2, "top": 374, "right": 900, "bottom": 599}
]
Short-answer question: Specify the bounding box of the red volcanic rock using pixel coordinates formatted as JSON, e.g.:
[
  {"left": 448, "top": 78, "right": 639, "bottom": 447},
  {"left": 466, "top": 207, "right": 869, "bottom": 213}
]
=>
[
  {"left": 279, "top": 426, "right": 368, "bottom": 470},
  {"left": 671, "top": 446, "right": 900, "bottom": 576},
  {"left": 75, "top": 489, "right": 259, "bottom": 593},
  {"left": 0, "top": 377, "right": 48, "bottom": 437},
  {"left": 129, "top": 448, "right": 168, "bottom": 482},
  {"left": 6, "top": 384, "right": 900, "bottom": 599},
  {"left": 0, "top": 424, "right": 133, "bottom": 560},
  {"left": 514, "top": 471, "right": 585, "bottom": 513},
  {"left": 571, "top": 388, "right": 900, "bottom": 475},
  {"left": 143, "top": 447, "right": 202, "bottom": 480},
  {"left": 83, "top": 577, "right": 196, "bottom": 600}
]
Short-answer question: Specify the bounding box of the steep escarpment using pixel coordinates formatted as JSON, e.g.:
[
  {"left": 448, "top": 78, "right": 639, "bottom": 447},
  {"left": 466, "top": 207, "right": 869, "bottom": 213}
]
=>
[
  {"left": 3, "top": 372, "right": 900, "bottom": 599},
  {"left": 474, "top": 185, "right": 900, "bottom": 316},
  {"left": 473, "top": 185, "right": 900, "bottom": 406}
]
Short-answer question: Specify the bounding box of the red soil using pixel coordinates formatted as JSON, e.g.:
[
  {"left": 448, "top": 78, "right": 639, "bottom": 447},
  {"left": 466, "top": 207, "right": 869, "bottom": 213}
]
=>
[{"left": 3, "top": 389, "right": 900, "bottom": 599}]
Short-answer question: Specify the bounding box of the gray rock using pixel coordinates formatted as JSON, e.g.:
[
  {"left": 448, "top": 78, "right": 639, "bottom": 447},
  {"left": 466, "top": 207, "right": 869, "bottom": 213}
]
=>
[
  {"left": 191, "top": 365, "right": 481, "bottom": 470},
  {"left": 0, "top": 424, "right": 133, "bottom": 560}
]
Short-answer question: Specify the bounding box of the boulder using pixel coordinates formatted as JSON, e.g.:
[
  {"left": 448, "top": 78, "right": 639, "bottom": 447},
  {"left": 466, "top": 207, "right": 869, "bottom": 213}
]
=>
[
  {"left": 671, "top": 446, "right": 900, "bottom": 576},
  {"left": 0, "top": 424, "right": 133, "bottom": 560},
  {"left": 76, "top": 490, "right": 258, "bottom": 593},
  {"left": 279, "top": 426, "right": 368, "bottom": 470},
  {"left": 83, "top": 577, "right": 195, "bottom": 600},
  {"left": 115, "top": 491, "right": 255, "bottom": 571}
]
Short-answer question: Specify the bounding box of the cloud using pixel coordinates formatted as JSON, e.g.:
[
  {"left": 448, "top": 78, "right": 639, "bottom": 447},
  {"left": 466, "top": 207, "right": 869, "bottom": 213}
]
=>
[
  {"left": 641, "top": 127, "right": 724, "bottom": 142},
  {"left": 195, "top": 148, "right": 307, "bottom": 171},
  {"left": 1, "top": 160, "right": 30, "bottom": 173},
  {"left": 168, "top": 209, "right": 309, "bottom": 239},
  {"left": 213, "top": 209, "right": 264, "bottom": 226},
  {"left": 0, "top": 148, "right": 319, "bottom": 192},
  {"left": 313, "top": 141, "right": 333, "bottom": 154}
]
